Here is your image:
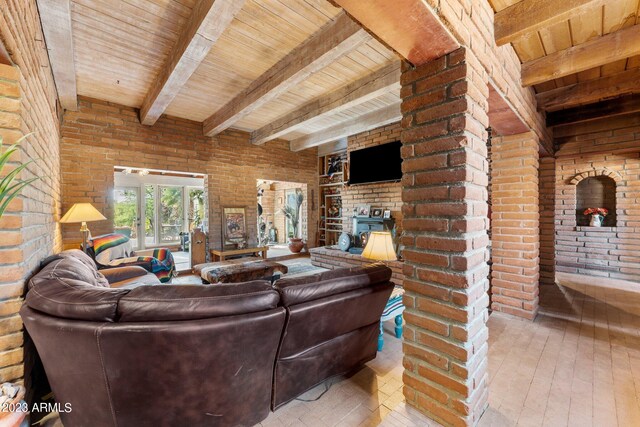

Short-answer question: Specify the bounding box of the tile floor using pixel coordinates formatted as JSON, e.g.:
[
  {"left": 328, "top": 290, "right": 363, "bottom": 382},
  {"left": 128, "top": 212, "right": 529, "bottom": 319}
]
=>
[{"left": 262, "top": 272, "right": 640, "bottom": 426}]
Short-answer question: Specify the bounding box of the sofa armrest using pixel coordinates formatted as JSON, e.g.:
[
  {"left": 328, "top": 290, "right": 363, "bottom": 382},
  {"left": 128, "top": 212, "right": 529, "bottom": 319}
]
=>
[
  {"left": 274, "top": 264, "right": 392, "bottom": 306},
  {"left": 98, "top": 259, "right": 154, "bottom": 272},
  {"left": 101, "top": 266, "right": 149, "bottom": 285},
  {"left": 132, "top": 249, "right": 155, "bottom": 257}
]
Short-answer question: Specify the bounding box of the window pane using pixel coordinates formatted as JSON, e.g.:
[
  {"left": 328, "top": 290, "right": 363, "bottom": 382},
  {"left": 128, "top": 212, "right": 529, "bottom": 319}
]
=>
[
  {"left": 188, "top": 188, "right": 204, "bottom": 232},
  {"left": 160, "top": 186, "right": 184, "bottom": 243},
  {"left": 113, "top": 188, "right": 138, "bottom": 249},
  {"left": 145, "top": 185, "right": 156, "bottom": 246}
]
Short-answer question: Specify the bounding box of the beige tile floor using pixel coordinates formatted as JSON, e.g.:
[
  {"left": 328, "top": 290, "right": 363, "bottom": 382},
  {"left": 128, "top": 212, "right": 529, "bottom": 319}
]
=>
[{"left": 262, "top": 272, "right": 640, "bottom": 426}]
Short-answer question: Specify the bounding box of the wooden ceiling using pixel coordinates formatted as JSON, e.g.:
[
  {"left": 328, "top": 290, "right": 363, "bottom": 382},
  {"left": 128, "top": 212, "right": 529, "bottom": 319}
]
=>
[
  {"left": 37, "top": 0, "right": 401, "bottom": 150},
  {"left": 38, "top": 0, "right": 640, "bottom": 146},
  {"left": 490, "top": 0, "right": 640, "bottom": 126}
]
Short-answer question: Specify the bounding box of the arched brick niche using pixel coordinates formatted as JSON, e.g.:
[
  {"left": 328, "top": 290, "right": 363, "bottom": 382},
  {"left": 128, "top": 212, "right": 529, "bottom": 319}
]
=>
[{"left": 570, "top": 169, "right": 621, "bottom": 227}]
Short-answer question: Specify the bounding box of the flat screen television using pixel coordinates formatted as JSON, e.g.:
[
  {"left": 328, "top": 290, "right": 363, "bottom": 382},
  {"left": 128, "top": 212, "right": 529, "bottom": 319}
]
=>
[{"left": 349, "top": 140, "right": 402, "bottom": 185}]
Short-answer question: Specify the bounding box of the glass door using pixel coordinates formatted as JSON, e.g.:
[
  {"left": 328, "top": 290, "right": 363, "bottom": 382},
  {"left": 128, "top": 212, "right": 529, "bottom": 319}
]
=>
[
  {"left": 159, "top": 186, "right": 184, "bottom": 244},
  {"left": 188, "top": 187, "right": 205, "bottom": 232},
  {"left": 144, "top": 185, "right": 157, "bottom": 247},
  {"left": 113, "top": 187, "right": 141, "bottom": 249},
  {"left": 285, "top": 189, "right": 300, "bottom": 239}
]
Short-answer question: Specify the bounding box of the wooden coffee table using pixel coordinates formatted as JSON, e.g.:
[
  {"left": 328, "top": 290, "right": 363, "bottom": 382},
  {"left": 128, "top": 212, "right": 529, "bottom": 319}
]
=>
[
  {"left": 210, "top": 246, "right": 268, "bottom": 261},
  {"left": 193, "top": 257, "right": 287, "bottom": 284}
]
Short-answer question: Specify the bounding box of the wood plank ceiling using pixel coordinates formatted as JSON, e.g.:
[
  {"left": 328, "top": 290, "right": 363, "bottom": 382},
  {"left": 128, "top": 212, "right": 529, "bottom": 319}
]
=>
[
  {"left": 58, "top": 0, "right": 400, "bottom": 149},
  {"left": 490, "top": 0, "right": 640, "bottom": 126}
]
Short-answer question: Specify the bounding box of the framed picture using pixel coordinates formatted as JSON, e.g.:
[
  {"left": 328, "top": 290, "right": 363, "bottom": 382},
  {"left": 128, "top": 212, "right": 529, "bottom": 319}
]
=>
[
  {"left": 383, "top": 209, "right": 391, "bottom": 219},
  {"left": 355, "top": 204, "right": 371, "bottom": 218},
  {"left": 371, "top": 208, "right": 383, "bottom": 218},
  {"left": 222, "top": 206, "right": 247, "bottom": 248}
]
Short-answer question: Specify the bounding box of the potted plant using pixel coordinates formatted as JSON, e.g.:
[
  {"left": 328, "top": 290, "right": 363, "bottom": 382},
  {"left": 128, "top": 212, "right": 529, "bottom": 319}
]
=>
[
  {"left": 1, "top": 134, "right": 38, "bottom": 218},
  {"left": 583, "top": 207, "right": 608, "bottom": 227},
  {"left": 281, "top": 189, "right": 304, "bottom": 253}
]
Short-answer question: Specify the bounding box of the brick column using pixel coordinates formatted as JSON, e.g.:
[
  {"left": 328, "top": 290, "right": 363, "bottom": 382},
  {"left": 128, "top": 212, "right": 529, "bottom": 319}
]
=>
[
  {"left": 490, "top": 133, "right": 540, "bottom": 319},
  {"left": 0, "top": 64, "right": 26, "bottom": 382},
  {"left": 538, "top": 157, "right": 555, "bottom": 286},
  {"left": 400, "top": 47, "right": 490, "bottom": 426}
]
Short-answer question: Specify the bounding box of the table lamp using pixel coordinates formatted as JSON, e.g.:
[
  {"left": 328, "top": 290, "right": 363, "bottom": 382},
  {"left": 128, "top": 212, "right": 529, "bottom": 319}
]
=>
[
  {"left": 362, "top": 231, "right": 397, "bottom": 262},
  {"left": 60, "top": 203, "right": 107, "bottom": 252}
]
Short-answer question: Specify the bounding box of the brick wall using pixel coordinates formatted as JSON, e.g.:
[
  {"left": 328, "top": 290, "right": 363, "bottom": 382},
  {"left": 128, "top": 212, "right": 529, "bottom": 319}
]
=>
[
  {"left": 400, "top": 48, "right": 490, "bottom": 426},
  {"left": 0, "top": 0, "right": 61, "bottom": 385},
  {"left": 61, "top": 97, "right": 318, "bottom": 252},
  {"left": 539, "top": 157, "right": 555, "bottom": 286},
  {"left": 429, "top": 0, "right": 551, "bottom": 152},
  {"left": 553, "top": 114, "right": 640, "bottom": 282},
  {"left": 342, "top": 122, "right": 403, "bottom": 234},
  {"left": 490, "top": 132, "right": 539, "bottom": 320}
]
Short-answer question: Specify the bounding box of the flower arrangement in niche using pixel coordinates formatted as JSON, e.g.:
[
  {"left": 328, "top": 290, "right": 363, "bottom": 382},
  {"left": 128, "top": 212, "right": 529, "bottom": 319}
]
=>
[{"left": 583, "top": 207, "right": 608, "bottom": 227}]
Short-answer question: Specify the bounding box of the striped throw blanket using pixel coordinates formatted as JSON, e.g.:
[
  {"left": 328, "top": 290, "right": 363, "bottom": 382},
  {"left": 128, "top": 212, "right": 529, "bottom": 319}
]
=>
[
  {"left": 107, "top": 248, "right": 175, "bottom": 283},
  {"left": 381, "top": 285, "right": 404, "bottom": 320},
  {"left": 92, "top": 234, "right": 176, "bottom": 283}
]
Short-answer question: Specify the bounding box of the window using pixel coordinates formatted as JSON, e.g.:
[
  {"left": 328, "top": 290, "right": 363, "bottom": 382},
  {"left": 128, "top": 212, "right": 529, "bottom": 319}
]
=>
[{"left": 114, "top": 169, "right": 205, "bottom": 249}]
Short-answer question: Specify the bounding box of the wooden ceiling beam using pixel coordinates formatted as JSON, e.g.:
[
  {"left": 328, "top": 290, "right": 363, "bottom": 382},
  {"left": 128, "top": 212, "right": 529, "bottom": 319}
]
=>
[
  {"left": 331, "top": 0, "right": 458, "bottom": 66},
  {"left": 140, "top": 0, "right": 245, "bottom": 126},
  {"left": 0, "top": 38, "right": 11, "bottom": 65},
  {"left": 547, "top": 94, "right": 640, "bottom": 127},
  {"left": 36, "top": 0, "right": 78, "bottom": 111},
  {"left": 495, "top": 0, "right": 606, "bottom": 46},
  {"left": 537, "top": 68, "right": 640, "bottom": 111},
  {"left": 522, "top": 24, "right": 640, "bottom": 87},
  {"left": 290, "top": 102, "right": 401, "bottom": 152},
  {"left": 251, "top": 61, "right": 400, "bottom": 145},
  {"left": 203, "top": 11, "right": 370, "bottom": 137}
]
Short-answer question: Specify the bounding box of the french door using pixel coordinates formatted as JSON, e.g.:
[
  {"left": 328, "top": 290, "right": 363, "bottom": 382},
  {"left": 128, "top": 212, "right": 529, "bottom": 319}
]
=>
[
  {"left": 115, "top": 179, "right": 204, "bottom": 250},
  {"left": 113, "top": 187, "right": 142, "bottom": 249}
]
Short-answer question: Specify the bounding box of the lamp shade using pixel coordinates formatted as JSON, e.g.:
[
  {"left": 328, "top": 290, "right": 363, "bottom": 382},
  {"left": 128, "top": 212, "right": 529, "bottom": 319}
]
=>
[
  {"left": 362, "top": 231, "right": 397, "bottom": 261},
  {"left": 60, "top": 203, "right": 106, "bottom": 224}
]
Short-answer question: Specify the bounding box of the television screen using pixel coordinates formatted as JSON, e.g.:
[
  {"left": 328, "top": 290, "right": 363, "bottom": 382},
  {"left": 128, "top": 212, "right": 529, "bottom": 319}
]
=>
[{"left": 349, "top": 140, "right": 402, "bottom": 185}]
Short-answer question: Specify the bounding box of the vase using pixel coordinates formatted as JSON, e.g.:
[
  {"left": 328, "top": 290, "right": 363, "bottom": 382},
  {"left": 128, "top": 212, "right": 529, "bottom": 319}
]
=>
[
  {"left": 590, "top": 214, "right": 603, "bottom": 227},
  {"left": 288, "top": 238, "right": 304, "bottom": 253}
]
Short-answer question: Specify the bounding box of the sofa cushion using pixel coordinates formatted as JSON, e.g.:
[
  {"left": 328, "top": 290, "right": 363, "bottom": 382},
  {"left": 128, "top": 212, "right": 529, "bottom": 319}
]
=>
[
  {"left": 26, "top": 256, "right": 130, "bottom": 322},
  {"left": 274, "top": 264, "right": 392, "bottom": 306},
  {"left": 117, "top": 281, "right": 280, "bottom": 322},
  {"left": 101, "top": 266, "right": 153, "bottom": 285}
]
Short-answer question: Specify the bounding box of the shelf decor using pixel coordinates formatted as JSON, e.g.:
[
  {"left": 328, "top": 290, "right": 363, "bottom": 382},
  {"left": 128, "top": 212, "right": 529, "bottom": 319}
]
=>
[
  {"left": 583, "top": 207, "right": 608, "bottom": 227},
  {"left": 317, "top": 151, "right": 346, "bottom": 246}
]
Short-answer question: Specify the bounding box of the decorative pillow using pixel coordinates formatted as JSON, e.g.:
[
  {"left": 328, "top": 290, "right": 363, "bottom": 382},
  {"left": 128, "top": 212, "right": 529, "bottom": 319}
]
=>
[{"left": 92, "top": 234, "right": 132, "bottom": 266}]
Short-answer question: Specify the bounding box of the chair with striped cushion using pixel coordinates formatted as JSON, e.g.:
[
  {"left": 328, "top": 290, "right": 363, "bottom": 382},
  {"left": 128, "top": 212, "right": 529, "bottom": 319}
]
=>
[
  {"left": 88, "top": 233, "right": 176, "bottom": 283},
  {"left": 378, "top": 285, "right": 404, "bottom": 351}
]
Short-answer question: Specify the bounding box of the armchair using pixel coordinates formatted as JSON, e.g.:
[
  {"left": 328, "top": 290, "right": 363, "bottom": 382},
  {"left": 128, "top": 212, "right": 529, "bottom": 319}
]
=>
[{"left": 88, "top": 233, "right": 176, "bottom": 283}]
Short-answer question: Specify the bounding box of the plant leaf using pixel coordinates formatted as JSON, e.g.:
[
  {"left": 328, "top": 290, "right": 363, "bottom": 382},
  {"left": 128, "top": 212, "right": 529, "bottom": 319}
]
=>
[
  {"left": 0, "top": 177, "right": 37, "bottom": 218},
  {"left": 0, "top": 144, "right": 19, "bottom": 172},
  {"left": 0, "top": 161, "right": 33, "bottom": 195}
]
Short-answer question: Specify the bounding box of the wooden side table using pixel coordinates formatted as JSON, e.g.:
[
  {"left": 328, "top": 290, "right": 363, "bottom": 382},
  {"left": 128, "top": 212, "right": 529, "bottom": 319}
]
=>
[
  {"left": 210, "top": 246, "right": 268, "bottom": 261},
  {"left": 378, "top": 285, "right": 405, "bottom": 351}
]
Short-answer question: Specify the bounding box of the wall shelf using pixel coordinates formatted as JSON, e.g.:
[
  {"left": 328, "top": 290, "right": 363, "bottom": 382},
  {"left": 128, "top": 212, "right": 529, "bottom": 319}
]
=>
[{"left": 317, "top": 151, "right": 347, "bottom": 246}]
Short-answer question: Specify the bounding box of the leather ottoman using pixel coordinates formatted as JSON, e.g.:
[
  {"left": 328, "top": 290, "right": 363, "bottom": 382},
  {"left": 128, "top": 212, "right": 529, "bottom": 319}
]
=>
[{"left": 193, "top": 257, "right": 288, "bottom": 283}]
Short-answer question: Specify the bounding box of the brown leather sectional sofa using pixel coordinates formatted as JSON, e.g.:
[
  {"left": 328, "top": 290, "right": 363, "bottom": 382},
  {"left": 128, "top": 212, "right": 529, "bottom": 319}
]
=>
[{"left": 20, "top": 250, "right": 394, "bottom": 427}]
